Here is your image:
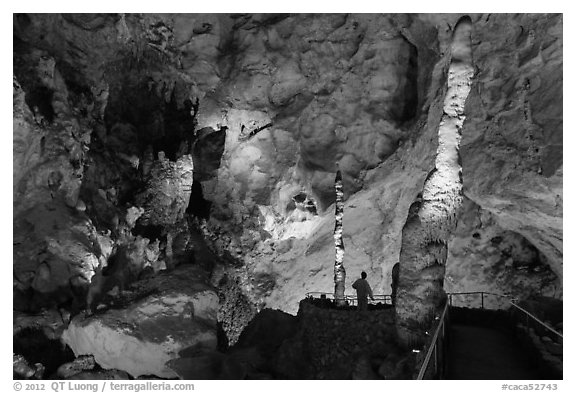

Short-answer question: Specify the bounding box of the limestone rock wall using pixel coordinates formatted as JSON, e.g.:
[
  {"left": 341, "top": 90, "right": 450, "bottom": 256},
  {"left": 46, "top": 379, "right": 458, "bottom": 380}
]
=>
[
  {"left": 461, "top": 14, "right": 562, "bottom": 277},
  {"left": 445, "top": 197, "right": 561, "bottom": 307},
  {"left": 13, "top": 13, "right": 562, "bottom": 329},
  {"left": 13, "top": 13, "right": 204, "bottom": 313},
  {"left": 193, "top": 13, "right": 454, "bottom": 314}
]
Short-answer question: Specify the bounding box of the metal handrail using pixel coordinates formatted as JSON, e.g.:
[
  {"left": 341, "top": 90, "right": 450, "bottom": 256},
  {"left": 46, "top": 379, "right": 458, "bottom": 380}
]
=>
[
  {"left": 305, "top": 292, "right": 392, "bottom": 305},
  {"left": 417, "top": 291, "right": 563, "bottom": 379},
  {"left": 448, "top": 291, "right": 562, "bottom": 339},
  {"left": 509, "top": 301, "right": 563, "bottom": 339},
  {"left": 449, "top": 291, "right": 515, "bottom": 297},
  {"left": 305, "top": 290, "right": 561, "bottom": 379},
  {"left": 447, "top": 291, "right": 516, "bottom": 309},
  {"left": 417, "top": 300, "right": 449, "bottom": 380}
]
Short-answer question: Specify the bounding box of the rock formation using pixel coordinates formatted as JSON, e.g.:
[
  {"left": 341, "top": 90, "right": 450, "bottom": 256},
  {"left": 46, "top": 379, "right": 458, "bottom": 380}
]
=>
[
  {"left": 445, "top": 197, "right": 560, "bottom": 308},
  {"left": 333, "top": 169, "right": 346, "bottom": 305},
  {"left": 13, "top": 13, "right": 562, "bottom": 379},
  {"left": 460, "top": 14, "right": 563, "bottom": 279},
  {"left": 395, "top": 16, "right": 474, "bottom": 346},
  {"left": 62, "top": 266, "right": 218, "bottom": 378}
]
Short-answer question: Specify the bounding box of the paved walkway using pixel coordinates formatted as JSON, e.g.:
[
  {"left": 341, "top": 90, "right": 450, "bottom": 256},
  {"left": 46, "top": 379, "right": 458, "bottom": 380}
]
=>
[{"left": 446, "top": 325, "right": 540, "bottom": 380}]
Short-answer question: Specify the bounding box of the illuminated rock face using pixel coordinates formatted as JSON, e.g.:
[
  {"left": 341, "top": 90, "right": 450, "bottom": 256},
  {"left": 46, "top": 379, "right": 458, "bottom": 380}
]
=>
[
  {"left": 62, "top": 266, "right": 218, "bottom": 378},
  {"left": 135, "top": 153, "right": 194, "bottom": 227},
  {"left": 193, "top": 14, "right": 452, "bottom": 315},
  {"left": 13, "top": 13, "right": 562, "bottom": 335}
]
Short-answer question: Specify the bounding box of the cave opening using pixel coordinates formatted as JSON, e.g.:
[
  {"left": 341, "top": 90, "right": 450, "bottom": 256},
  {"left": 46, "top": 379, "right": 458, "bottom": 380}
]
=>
[
  {"left": 152, "top": 95, "right": 196, "bottom": 161},
  {"left": 187, "top": 180, "right": 212, "bottom": 220},
  {"left": 14, "top": 327, "right": 76, "bottom": 377},
  {"left": 291, "top": 192, "right": 318, "bottom": 215},
  {"left": 397, "top": 38, "right": 419, "bottom": 122},
  {"left": 102, "top": 40, "right": 198, "bottom": 162},
  {"left": 132, "top": 223, "right": 166, "bottom": 242},
  {"left": 23, "top": 85, "right": 54, "bottom": 123},
  {"left": 13, "top": 38, "right": 56, "bottom": 123},
  {"left": 292, "top": 192, "right": 307, "bottom": 203},
  {"left": 192, "top": 126, "right": 227, "bottom": 180}
]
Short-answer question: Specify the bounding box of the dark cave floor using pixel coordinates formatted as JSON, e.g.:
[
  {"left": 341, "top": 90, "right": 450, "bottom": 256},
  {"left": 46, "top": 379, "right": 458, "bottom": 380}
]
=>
[{"left": 446, "top": 324, "right": 542, "bottom": 380}]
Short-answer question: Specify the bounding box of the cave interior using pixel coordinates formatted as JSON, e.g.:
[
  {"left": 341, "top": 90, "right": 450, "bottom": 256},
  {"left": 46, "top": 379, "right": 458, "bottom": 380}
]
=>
[{"left": 12, "top": 13, "right": 563, "bottom": 381}]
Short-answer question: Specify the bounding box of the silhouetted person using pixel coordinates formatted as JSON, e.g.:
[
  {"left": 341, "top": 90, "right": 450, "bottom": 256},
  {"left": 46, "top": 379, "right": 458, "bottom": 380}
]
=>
[
  {"left": 391, "top": 262, "right": 400, "bottom": 306},
  {"left": 352, "top": 271, "right": 374, "bottom": 311}
]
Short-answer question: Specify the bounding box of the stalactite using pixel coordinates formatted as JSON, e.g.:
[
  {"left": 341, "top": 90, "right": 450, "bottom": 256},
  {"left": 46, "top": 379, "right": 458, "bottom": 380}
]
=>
[{"left": 333, "top": 169, "right": 346, "bottom": 306}]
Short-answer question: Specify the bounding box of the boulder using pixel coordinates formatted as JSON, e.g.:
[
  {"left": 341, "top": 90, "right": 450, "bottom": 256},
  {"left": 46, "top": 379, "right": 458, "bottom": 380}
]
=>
[
  {"left": 62, "top": 266, "right": 219, "bottom": 378},
  {"left": 13, "top": 354, "right": 36, "bottom": 379},
  {"left": 234, "top": 308, "right": 298, "bottom": 355},
  {"left": 56, "top": 355, "right": 96, "bottom": 379}
]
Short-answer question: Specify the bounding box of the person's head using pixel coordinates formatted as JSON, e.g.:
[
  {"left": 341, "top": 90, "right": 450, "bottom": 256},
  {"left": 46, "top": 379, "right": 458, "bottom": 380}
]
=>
[{"left": 361, "top": 271, "right": 367, "bottom": 279}]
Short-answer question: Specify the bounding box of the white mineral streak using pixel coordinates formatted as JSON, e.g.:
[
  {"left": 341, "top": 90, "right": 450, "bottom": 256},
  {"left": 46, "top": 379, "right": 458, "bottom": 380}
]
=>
[
  {"left": 420, "top": 39, "right": 474, "bottom": 242},
  {"left": 334, "top": 170, "right": 346, "bottom": 305}
]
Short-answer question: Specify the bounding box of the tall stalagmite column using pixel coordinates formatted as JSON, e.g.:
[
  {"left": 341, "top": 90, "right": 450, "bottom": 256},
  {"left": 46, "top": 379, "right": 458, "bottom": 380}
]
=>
[
  {"left": 334, "top": 169, "right": 346, "bottom": 306},
  {"left": 395, "top": 17, "right": 474, "bottom": 346}
]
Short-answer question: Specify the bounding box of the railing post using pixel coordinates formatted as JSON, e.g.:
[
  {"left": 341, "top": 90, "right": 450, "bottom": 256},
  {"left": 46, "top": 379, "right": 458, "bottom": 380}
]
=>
[
  {"left": 433, "top": 345, "right": 438, "bottom": 377},
  {"left": 442, "top": 318, "right": 447, "bottom": 378},
  {"left": 481, "top": 292, "right": 484, "bottom": 309}
]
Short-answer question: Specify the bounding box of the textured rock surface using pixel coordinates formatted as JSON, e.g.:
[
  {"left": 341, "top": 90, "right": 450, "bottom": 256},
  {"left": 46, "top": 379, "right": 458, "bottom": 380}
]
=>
[
  {"left": 274, "top": 300, "right": 408, "bottom": 379},
  {"left": 135, "top": 153, "right": 194, "bottom": 226},
  {"left": 13, "top": 13, "right": 562, "bottom": 352},
  {"left": 461, "top": 14, "right": 563, "bottom": 277},
  {"left": 445, "top": 197, "right": 560, "bottom": 308},
  {"left": 395, "top": 16, "right": 474, "bottom": 345},
  {"left": 201, "top": 14, "right": 423, "bottom": 211},
  {"left": 193, "top": 13, "right": 454, "bottom": 316},
  {"left": 212, "top": 270, "right": 258, "bottom": 346},
  {"left": 62, "top": 266, "right": 218, "bottom": 378},
  {"left": 13, "top": 354, "right": 37, "bottom": 379},
  {"left": 13, "top": 310, "right": 69, "bottom": 341},
  {"left": 13, "top": 200, "right": 110, "bottom": 312},
  {"left": 56, "top": 355, "right": 96, "bottom": 379}
]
